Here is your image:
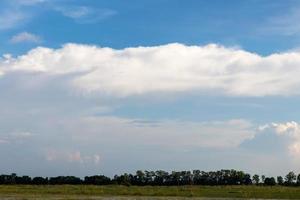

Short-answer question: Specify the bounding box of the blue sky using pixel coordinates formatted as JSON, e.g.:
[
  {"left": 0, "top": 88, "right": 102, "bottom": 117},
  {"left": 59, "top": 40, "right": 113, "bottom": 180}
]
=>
[
  {"left": 1, "top": 0, "right": 300, "bottom": 177},
  {"left": 2, "top": 0, "right": 300, "bottom": 55}
]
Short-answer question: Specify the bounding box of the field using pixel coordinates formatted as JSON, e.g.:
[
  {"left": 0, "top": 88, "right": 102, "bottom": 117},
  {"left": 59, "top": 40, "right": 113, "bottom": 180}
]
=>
[{"left": 0, "top": 185, "right": 299, "bottom": 199}]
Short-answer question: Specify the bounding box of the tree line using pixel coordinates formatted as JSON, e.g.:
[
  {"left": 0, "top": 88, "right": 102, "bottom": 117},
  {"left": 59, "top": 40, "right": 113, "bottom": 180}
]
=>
[{"left": 0, "top": 170, "right": 300, "bottom": 186}]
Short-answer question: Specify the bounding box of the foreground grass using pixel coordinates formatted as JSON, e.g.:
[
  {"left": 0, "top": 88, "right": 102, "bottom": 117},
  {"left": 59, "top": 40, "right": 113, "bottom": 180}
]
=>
[{"left": 0, "top": 185, "right": 299, "bottom": 199}]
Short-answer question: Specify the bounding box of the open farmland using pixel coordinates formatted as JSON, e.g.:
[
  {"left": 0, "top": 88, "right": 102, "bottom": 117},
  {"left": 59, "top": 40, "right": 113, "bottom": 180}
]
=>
[{"left": 0, "top": 185, "right": 299, "bottom": 199}]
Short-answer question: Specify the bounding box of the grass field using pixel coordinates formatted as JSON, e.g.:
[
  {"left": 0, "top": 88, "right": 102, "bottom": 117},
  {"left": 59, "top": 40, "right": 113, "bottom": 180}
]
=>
[{"left": 0, "top": 185, "right": 299, "bottom": 199}]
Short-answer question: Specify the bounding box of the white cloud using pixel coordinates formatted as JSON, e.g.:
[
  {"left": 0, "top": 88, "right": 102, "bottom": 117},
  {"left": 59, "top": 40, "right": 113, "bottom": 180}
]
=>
[
  {"left": 10, "top": 32, "right": 41, "bottom": 43},
  {"left": 259, "top": 121, "right": 300, "bottom": 156},
  {"left": 2, "top": 43, "right": 300, "bottom": 97}
]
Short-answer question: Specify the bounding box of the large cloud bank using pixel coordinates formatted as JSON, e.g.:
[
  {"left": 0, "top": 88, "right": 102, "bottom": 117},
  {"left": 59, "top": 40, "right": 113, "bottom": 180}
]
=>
[{"left": 1, "top": 43, "right": 300, "bottom": 96}]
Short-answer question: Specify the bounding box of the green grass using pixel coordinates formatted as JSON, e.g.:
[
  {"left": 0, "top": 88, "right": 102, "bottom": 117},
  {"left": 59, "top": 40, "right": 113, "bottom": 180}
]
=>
[{"left": 0, "top": 185, "right": 299, "bottom": 199}]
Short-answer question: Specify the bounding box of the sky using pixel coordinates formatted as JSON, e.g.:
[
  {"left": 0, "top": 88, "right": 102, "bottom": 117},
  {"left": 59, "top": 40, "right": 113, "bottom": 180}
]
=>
[{"left": 1, "top": 0, "right": 300, "bottom": 177}]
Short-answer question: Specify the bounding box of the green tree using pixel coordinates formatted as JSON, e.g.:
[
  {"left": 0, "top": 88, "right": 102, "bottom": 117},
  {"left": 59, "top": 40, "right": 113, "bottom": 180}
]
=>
[
  {"left": 297, "top": 174, "right": 300, "bottom": 185},
  {"left": 285, "top": 171, "right": 296, "bottom": 185},
  {"left": 261, "top": 175, "right": 266, "bottom": 183},
  {"left": 264, "top": 177, "right": 276, "bottom": 186},
  {"left": 136, "top": 170, "right": 145, "bottom": 185},
  {"left": 252, "top": 174, "right": 260, "bottom": 185},
  {"left": 277, "top": 176, "right": 283, "bottom": 185}
]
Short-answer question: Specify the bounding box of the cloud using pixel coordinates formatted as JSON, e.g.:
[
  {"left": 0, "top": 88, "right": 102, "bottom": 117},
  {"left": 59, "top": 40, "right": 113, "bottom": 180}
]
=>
[
  {"left": 46, "top": 150, "right": 101, "bottom": 165},
  {"left": 55, "top": 6, "right": 117, "bottom": 24},
  {"left": 0, "top": 0, "right": 47, "bottom": 30},
  {"left": 258, "top": 121, "right": 300, "bottom": 157},
  {"left": 67, "top": 151, "right": 82, "bottom": 162},
  {"left": 0, "top": 131, "right": 33, "bottom": 144},
  {"left": 0, "top": 139, "right": 9, "bottom": 144},
  {"left": 262, "top": 7, "right": 300, "bottom": 36},
  {"left": 2, "top": 43, "right": 300, "bottom": 97},
  {"left": 9, "top": 131, "right": 33, "bottom": 139},
  {"left": 12, "top": 0, "right": 47, "bottom": 6},
  {"left": 10, "top": 32, "right": 42, "bottom": 44},
  {"left": 67, "top": 117, "right": 254, "bottom": 149},
  {"left": 0, "top": 10, "right": 28, "bottom": 30},
  {"left": 93, "top": 154, "right": 100, "bottom": 164},
  {"left": 0, "top": 69, "right": 296, "bottom": 175},
  {"left": 0, "top": 0, "right": 116, "bottom": 32}
]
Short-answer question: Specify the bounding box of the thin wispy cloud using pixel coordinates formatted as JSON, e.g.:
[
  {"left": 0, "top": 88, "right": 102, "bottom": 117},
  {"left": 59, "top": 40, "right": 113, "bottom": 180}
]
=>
[
  {"left": 261, "top": 7, "right": 300, "bottom": 36},
  {"left": 0, "top": 1, "right": 116, "bottom": 31},
  {"left": 46, "top": 150, "right": 101, "bottom": 165},
  {"left": 12, "top": 0, "right": 47, "bottom": 6},
  {"left": 0, "top": 0, "right": 42, "bottom": 30},
  {"left": 10, "top": 32, "right": 42, "bottom": 43},
  {"left": 54, "top": 6, "right": 117, "bottom": 24},
  {"left": 0, "top": 131, "right": 33, "bottom": 144},
  {"left": 0, "top": 10, "right": 28, "bottom": 30}
]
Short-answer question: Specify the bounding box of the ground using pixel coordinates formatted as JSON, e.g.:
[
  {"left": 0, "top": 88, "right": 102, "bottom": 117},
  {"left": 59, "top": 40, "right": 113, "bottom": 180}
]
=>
[{"left": 0, "top": 185, "right": 298, "bottom": 199}]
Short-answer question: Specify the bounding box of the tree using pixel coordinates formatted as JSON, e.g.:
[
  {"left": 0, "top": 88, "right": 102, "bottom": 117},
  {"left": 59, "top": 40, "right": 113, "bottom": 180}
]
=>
[
  {"left": 113, "top": 173, "right": 131, "bottom": 186},
  {"left": 261, "top": 175, "right": 266, "bottom": 184},
  {"left": 32, "top": 177, "right": 48, "bottom": 185},
  {"left": 252, "top": 174, "right": 260, "bottom": 185},
  {"left": 135, "top": 170, "right": 145, "bottom": 185},
  {"left": 84, "top": 175, "right": 110, "bottom": 185},
  {"left": 243, "top": 173, "right": 252, "bottom": 185},
  {"left": 2, "top": 169, "right": 300, "bottom": 186},
  {"left": 285, "top": 171, "right": 296, "bottom": 185},
  {"left": 264, "top": 177, "right": 276, "bottom": 186},
  {"left": 154, "top": 170, "right": 168, "bottom": 186},
  {"left": 297, "top": 174, "right": 300, "bottom": 186},
  {"left": 15, "top": 176, "right": 31, "bottom": 184},
  {"left": 277, "top": 176, "right": 283, "bottom": 185}
]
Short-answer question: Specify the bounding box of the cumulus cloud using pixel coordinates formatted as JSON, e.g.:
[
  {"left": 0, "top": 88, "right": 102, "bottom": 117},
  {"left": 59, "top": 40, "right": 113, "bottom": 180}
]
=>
[
  {"left": 259, "top": 121, "right": 300, "bottom": 156},
  {"left": 1, "top": 43, "right": 300, "bottom": 97},
  {"left": 10, "top": 32, "right": 41, "bottom": 44}
]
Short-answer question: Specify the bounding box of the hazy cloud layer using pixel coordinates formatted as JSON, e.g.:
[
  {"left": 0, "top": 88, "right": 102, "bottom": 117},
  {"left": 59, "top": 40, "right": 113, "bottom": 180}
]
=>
[{"left": 1, "top": 43, "right": 300, "bottom": 176}]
